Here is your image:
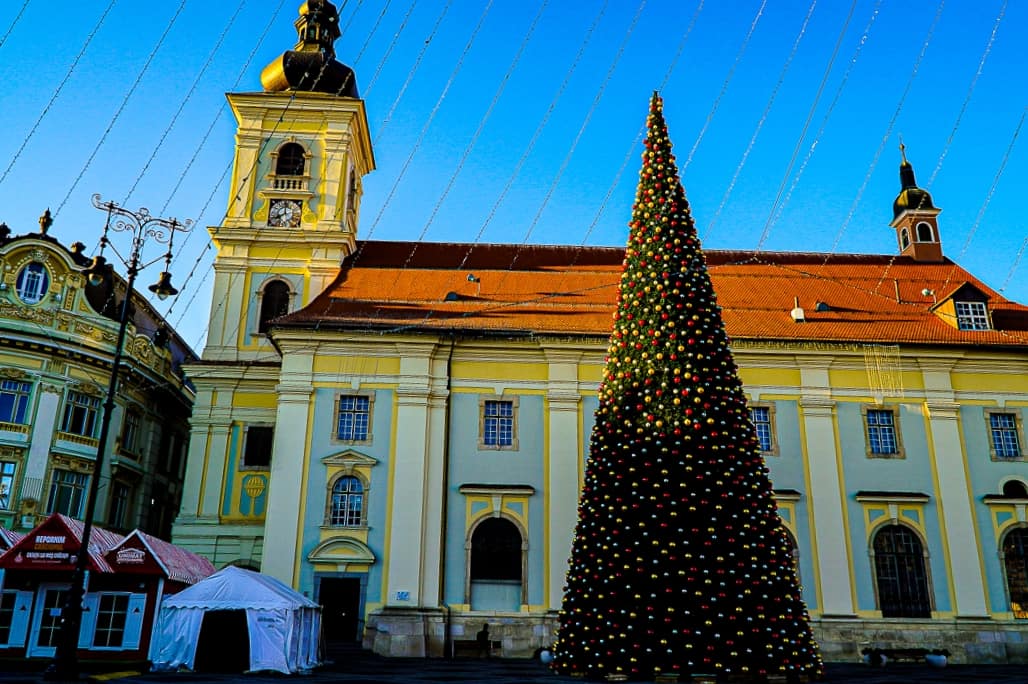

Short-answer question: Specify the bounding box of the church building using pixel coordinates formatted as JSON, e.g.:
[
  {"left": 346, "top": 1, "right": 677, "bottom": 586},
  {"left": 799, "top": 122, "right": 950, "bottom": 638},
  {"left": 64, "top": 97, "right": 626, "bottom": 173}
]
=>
[{"left": 172, "top": 0, "right": 1028, "bottom": 663}]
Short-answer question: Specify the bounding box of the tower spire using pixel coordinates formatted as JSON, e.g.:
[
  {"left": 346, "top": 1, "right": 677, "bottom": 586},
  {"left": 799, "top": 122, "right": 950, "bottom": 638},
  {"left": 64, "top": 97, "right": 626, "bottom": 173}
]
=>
[
  {"left": 260, "top": 1, "right": 357, "bottom": 97},
  {"left": 890, "top": 145, "right": 943, "bottom": 262}
]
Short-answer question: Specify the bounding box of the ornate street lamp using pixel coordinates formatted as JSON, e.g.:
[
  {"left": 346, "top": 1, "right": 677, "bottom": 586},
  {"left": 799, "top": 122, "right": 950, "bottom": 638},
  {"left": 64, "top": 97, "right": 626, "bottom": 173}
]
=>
[{"left": 47, "top": 194, "right": 191, "bottom": 681}]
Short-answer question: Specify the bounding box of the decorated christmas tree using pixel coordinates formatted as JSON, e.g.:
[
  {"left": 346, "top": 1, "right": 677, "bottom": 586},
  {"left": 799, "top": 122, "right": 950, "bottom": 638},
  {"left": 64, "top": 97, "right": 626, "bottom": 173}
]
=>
[{"left": 551, "top": 93, "right": 823, "bottom": 682}]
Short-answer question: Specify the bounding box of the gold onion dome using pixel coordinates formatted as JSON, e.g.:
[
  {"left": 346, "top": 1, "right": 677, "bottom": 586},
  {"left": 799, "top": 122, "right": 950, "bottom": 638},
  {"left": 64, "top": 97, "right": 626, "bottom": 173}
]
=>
[
  {"left": 260, "top": 0, "right": 358, "bottom": 97},
  {"left": 892, "top": 143, "right": 934, "bottom": 218}
]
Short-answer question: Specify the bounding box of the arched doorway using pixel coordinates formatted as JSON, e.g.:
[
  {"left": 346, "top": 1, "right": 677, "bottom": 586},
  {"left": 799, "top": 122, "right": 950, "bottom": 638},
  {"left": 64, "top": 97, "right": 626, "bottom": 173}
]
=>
[
  {"left": 872, "top": 524, "right": 931, "bottom": 617},
  {"left": 1003, "top": 527, "right": 1028, "bottom": 618},
  {"left": 467, "top": 517, "right": 524, "bottom": 611}
]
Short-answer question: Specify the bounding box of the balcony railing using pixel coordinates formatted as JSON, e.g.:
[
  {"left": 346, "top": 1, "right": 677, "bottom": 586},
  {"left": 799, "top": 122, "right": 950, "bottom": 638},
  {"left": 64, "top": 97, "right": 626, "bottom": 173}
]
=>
[
  {"left": 56, "top": 431, "right": 100, "bottom": 448},
  {"left": 0, "top": 421, "right": 29, "bottom": 435},
  {"left": 272, "top": 176, "right": 306, "bottom": 191}
]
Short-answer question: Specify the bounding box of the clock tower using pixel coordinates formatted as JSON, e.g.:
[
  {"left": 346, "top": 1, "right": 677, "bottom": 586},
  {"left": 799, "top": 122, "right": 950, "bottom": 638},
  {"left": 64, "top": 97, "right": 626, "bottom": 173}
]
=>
[{"left": 203, "top": 0, "right": 375, "bottom": 362}]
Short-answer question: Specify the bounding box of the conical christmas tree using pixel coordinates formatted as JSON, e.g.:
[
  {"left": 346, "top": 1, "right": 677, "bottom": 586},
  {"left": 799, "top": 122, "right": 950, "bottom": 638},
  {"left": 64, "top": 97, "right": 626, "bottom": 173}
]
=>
[{"left": 552, "top": 93, "right": 823, "bottom": 682}]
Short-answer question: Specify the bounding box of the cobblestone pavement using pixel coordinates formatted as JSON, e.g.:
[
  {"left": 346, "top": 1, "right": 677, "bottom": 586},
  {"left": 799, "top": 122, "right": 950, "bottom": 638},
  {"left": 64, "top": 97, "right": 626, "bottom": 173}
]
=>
[{"left": 2, "top": 655, "right": 1027, "bottom": 684}]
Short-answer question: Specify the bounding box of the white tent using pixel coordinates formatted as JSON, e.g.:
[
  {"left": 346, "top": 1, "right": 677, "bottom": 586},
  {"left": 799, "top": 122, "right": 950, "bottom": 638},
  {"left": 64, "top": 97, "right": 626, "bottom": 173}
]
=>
[{"left": 150, "top": 565, "right": 321, "bottom": 674}]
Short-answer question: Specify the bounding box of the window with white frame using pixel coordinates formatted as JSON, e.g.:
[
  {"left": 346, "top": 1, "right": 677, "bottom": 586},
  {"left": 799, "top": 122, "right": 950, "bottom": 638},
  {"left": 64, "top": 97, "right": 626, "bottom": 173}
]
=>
[
  {"left": 0, "top": 380, "right": 31, "bottom": 424},
  {"left": 988, "top": 411, "right": 1023, "bottom": 460},
  {"left": 61, "top": 391, "right": 100, "bottom": 437},
  {"left": 0, "top": 461, "right": 15, "bottom": 510},
  {"left": 14, "top": 262, "right": 49, "bottom": 304},
  {"left": 335, "top": 394, "right": 372, "bottom": 442},
  {"left": 748, "top": 405, "right": 776, "bottom": 454},
  {"left": 47, "top": 469, "right": 89, "bottom": 517},
  {"left": 955, "top": 301, "right": 990, "bottom": 331},
  {"left": 865, "top": 407, "right": 902, "bottom": 457},
  {"left": 328, "top": 475, "right": 365, "bottom": 527},
  {"left": 480, "top": 398, "right": 517, "bottom": 449},
  {"left": 92, "top": 594, "right": 129, "bottom": 648}
]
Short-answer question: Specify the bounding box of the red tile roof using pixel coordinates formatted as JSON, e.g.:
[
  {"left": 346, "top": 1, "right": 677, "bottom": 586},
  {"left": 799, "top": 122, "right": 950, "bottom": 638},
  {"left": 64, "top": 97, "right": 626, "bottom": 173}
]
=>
[
  {"left": 275, "top": 241, "right": 1028, "bottom": 348},
  {"left": 58, "top": 514, "right": 125, "bottom": 573},
  {"left": 0, "top": 527, "right": 24, "bottom": 549}
]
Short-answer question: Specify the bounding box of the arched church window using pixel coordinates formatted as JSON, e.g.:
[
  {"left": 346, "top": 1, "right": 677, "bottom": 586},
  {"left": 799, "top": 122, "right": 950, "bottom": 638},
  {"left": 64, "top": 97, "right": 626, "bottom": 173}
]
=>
[
  {"left": 471, "top": 517, "right": 522, "bottom": 582},
  {"left": 276, "top": 142, "right": 306, "bottom": 177},
  {"left": 329, "top": 475, "right": 365, "bottom": 527},
  {"left": 1003, "top": 480, "right": 1028, "bottom": 499},
  {"left": 872, "top": 524, "right": 931, "bottom": 617},
  {"left": 258, "top": 280, "right": 291, "bottom": 334},
  {"left": 899, "top": 228, "right": 910, "bottom": 251},
  {"left": 1003, "top": 528, "right": 1028, "bottom": 618},
  {"left": 915, "top": 221, "right": 934, "bottom": 242}
]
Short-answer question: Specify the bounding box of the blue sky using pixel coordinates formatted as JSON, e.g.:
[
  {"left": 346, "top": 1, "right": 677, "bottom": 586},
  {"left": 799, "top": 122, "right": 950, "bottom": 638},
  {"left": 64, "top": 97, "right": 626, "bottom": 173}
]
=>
[{"left": 0, "top": 0, "right": 1025, "bottom": 351}]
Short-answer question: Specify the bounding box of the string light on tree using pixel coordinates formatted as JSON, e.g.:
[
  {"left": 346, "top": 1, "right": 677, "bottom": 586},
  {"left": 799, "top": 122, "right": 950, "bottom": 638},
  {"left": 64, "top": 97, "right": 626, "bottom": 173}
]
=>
[{"left": 551, "top": 93, "right": 823, "bottom": 682}]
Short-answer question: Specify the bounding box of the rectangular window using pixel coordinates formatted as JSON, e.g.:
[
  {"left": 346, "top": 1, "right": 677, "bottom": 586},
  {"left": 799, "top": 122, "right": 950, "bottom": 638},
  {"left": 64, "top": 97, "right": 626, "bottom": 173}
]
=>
[
  {"left": 990, "top": 412, "right": 1022, "bottom": 460},
  {"left": 120, "top": 411, "right": 141, "bottom": 456},
  {"left": 336, "top": 395, "right": 371, "bottom": 441},
  {"left": 483, "top": 400, "right": 515, "bottom": 448},
  {"left": 866, "top": 408, "right": 900, "bottom": 456},
  {"left": 0, "top": 591, "right": 15, "bottom": 644},
  {"left": 107, "top": 482, "right": 131, "bottom": 529},
  {"left": 749, "top": 406, "right": 774, "bottom": 453},
  {"left": 0, "top": 461, "right": 15, "bottom": 510},
  {"left": 955, "top": 301, "right": 990, "bottom": 331},
  {"left": 47, "top": 469, "right": 89, "bottom": 517},
  {"left": 92, "top": 594, "right": 129, "bottom": 648},
  {"left": 242, "top": 425, "right": 274, "bottom": 469},
  {"left": 61, "top": 391, "right": 101, "bottom": 437},
  {"left": 0, "top": 380, "right": 31, "bottom": 424}
]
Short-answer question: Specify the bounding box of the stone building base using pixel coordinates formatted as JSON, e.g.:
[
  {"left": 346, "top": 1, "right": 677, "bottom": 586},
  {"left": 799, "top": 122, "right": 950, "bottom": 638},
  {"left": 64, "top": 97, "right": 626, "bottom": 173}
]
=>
[
  {"left": 813, "top": 616, "right": 1028, "bottom": 664},
  {"left": 364, "top": 610, "right": 1028, "bottom": 664},
  {"left": 364, "top": 607, "right": 558, "bottom": 658}
]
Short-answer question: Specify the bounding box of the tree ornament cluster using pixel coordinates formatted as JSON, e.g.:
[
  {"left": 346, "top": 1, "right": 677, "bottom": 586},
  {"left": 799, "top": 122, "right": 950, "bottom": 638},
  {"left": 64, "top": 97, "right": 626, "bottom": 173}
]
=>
[{"left": 551, "top": 93, "right": 823, "bottom": 681}]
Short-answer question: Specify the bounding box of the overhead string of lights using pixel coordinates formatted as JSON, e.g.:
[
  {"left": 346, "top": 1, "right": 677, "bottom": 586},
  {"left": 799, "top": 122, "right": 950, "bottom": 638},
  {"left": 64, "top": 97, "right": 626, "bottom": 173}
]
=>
[
  {"left": 700, "top": 0, "right": 819, "bottom": 242},
  {"left": 361, "top": 0, "right": 417, "bottom": 96},
  {"left": 372, "top": 0, "right": 454, "bottom": 144},
  {"left": 680, "top": 0, "right": 767, "bottom": 174},
  {"left": 53, "top": 1, "right": 190, "bottom": 220},
  {"left": 0, "top": 0, "right": 118, "bottom": 188},
  {"left": 871, "top": 0, "right": 1008, "bottom": 298},
  {"left": 752, "top": 0, "right": 879, "bottom": 254}
]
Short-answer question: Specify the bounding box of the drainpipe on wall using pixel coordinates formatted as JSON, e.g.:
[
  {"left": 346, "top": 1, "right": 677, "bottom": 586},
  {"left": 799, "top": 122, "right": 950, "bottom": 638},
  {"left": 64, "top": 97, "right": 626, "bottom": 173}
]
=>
[{"left": 440, "top": 336, "right": 455, "bottom": 658}]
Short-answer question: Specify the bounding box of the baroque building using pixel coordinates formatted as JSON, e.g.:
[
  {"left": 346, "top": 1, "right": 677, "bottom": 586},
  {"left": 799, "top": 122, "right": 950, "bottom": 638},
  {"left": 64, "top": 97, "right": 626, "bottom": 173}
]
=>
[
  {"left": 173, "top": 1, "right": 1028, "bottom": 663},
  {"left": 0, "top": 215, "right": 195, "bottom": 539}
]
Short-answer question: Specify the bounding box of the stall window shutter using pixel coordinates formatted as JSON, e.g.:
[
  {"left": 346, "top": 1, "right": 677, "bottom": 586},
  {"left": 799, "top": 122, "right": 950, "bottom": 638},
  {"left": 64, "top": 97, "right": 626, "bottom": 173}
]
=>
[
  {"left": 8, "top": 591, "right": 33, "bottom": 647},
  {"left": 78, "top": 594, "right": 99, "bottom": 648},
  {"left": 121, "top": 594, "right": 147, "bottom": 650}
]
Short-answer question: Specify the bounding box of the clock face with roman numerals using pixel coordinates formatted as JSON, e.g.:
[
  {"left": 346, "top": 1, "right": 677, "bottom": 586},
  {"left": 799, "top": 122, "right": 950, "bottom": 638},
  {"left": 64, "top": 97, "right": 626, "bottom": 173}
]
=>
[{"left": 268, "top": 199, "right": 302, "bottom": 227}]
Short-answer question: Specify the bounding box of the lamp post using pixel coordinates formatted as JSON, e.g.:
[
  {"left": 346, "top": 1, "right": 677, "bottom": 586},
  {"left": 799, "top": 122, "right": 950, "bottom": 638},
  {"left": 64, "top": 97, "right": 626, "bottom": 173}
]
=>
[{"left": 47, "top": 194, "right": 190, "bottom": 681}]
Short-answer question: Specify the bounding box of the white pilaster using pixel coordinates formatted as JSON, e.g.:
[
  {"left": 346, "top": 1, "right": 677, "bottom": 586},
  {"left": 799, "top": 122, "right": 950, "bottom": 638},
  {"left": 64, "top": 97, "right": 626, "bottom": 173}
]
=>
[
  {"left": 384, "top": 351, "right": 434, "bottom": 607},
  {"left": 418, "top": 374, "right": 449, "bottom": 607},
  {"left": 920, "top": 359, "right": 989, "bottom": 617},
  {"left": 544, "top": 351, "right": 583, "bottom": 610},
  {"left": 177, "top": 389, "right": 215, "bottom": 521},
  {"left": 261, "top": 354, "right": 314, "bottom": 585},
  {"left": 798, "top": 359, "right": 855, "bottom": 616}
]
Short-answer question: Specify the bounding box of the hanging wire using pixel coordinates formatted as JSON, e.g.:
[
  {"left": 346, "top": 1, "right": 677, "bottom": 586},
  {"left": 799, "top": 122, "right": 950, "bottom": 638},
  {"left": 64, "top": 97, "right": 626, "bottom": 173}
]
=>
[
  {"left": 0, "top": 0, "right": 30, "bottom": 51},
  {"left": 373, "top": 0, "right": 454, "bottom": 144},
  {"left": 701, "top": 0, "right": 819, "bottom": 241},
  {"left": 362, "top": 0, "right": 418, "bottom": 96},
  {"left": 122, "top": 0, "right": 248, "bottom": 205},
  {"left": 753, "top": 0, "right": 876, "bottom": 253},
  {"left": 999, "top": 233, "right": 1028, "bottom": 294},
  {"left": 0, "top": 0, "right": 118, "bottom": 188},
  {"left": 54, "top": 1, "right": 189, "bottom": 218},
  {"left": 362, "top": 0, "right": 495, "bottom": 240},
  {"left": 926, "top": 0, "right": 1007, "bottom": 188},
  {"left": 681, "top": 0, "right": 767, "bottom": 173},
  {"left": 833, "top": 0, "right": 946, "bottom": 273}
]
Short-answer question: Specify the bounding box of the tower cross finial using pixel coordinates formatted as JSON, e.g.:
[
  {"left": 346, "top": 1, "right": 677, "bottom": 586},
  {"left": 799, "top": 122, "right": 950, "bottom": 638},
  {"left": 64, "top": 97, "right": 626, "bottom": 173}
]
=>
[{"left": 899, "top": 136, "right": 907, "bottom": 163}]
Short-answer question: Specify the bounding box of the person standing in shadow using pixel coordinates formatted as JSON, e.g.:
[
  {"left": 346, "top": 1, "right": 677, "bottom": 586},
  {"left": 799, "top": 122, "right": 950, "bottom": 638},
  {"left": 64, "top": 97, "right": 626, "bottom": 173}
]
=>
[{"left": 476, "top": 623, "right": 491, "bottom": 658}]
